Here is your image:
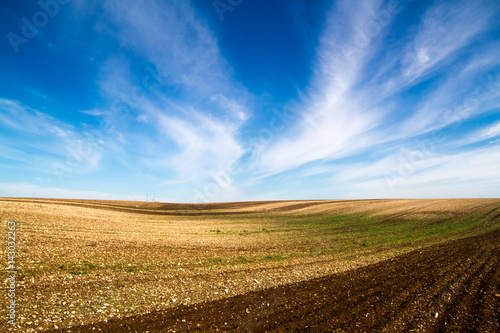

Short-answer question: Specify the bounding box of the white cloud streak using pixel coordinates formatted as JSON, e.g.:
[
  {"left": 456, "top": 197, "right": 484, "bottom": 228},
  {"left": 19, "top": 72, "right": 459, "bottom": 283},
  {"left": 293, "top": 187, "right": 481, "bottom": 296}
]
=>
[
  {"left": 84, "top": 0, "right": 251, "bottom": 184},
  {"left": 256, "top": 0, "right": 385, "bottom": 175},
  {"left": 102, "top": 0, "right": 245, "bottom": 101},
  {"left": 143, "top": 102, "right": 243, "bottom": 179},
  {"left": 329, "top": 144, "right": 500, "bottom": 199},
  {"left": 0, "top": 99, "right": 102, "bottom": 175},
  {"left": 462, "top": 120, "right": 500, "bottom": 144},
  {"left": 256, "top": 0, "right": 500, "bottom": 185},
  {"left": 399, "top": 0, "right": 494, "bottom": 88}
]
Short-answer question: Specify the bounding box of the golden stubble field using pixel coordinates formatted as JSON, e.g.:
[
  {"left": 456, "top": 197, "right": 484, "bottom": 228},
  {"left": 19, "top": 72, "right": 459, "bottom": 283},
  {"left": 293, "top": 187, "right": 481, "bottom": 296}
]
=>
[{"left": 1, "top": 198, "right": 499, "bottom": 332}]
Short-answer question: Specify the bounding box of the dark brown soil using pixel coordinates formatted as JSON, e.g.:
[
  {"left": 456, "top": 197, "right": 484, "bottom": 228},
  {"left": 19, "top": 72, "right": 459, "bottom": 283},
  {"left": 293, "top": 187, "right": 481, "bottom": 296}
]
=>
[{"left": 50, "top": 229, "right": 500, "bottom": 333}]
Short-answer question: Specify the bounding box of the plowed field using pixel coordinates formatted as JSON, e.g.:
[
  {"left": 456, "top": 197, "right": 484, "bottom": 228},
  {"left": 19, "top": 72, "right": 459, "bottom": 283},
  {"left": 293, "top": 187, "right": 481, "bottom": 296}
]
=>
[
  {"left": 51, "top": 229, "right": 500, "bottom": 332},
  {"left": 1, "top": 198, "right": 499, "bottom": 332}
]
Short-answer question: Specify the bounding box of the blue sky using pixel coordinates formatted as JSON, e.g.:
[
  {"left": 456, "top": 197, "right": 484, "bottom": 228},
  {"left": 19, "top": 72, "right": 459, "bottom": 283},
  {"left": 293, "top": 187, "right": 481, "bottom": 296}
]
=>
[{"left": 1, "top": 0, "right": 500, "bottom": 202}]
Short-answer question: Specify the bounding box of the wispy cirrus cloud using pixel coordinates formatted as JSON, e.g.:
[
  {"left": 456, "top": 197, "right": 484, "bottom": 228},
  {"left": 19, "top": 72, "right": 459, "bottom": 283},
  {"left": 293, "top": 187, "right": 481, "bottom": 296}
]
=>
[
  {"left": 81, "top": 0, "right": 251, "bottom": 185},
  {"left": 368, "top": 0, "right": 500, "bottom": 140},
  {"left": 0, "top": 99, "right": 102, "bottom": 176},
  {"left": 335, "top": 144, "right": 500, "bottom": 199},
  {"left": 461, "top": 120, "right": 500, "bottom": 145},
  {"left": 255, "top": 0, "right": 500, "bottom": 185},
  {"left": 255, "top": 0, "right": 385, "bottom": 175},
  {"left": 0, "top": 98, "right": 70, "bottom": 138},
  {"left": 1, "top": 0, "right": 499, "bottom": 201},
  {"left": 398, "top": 0, "right": 495, "bottom": 87},
  {"left": 102, "top": 0, "right": 233, "bottom": 96},
  {"left": 139, "top": 102, "right": 243, "bottom": 180}
]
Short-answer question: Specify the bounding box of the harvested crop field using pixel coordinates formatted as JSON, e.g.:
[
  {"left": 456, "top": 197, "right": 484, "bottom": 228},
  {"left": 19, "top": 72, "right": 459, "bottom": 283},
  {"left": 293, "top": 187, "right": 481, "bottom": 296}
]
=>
[
  {"left": 54, "top": 228, "right": 500, "bottom": 332},
  {"left": 1, "top": 198, "right": 499, "bottom": 332}
]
